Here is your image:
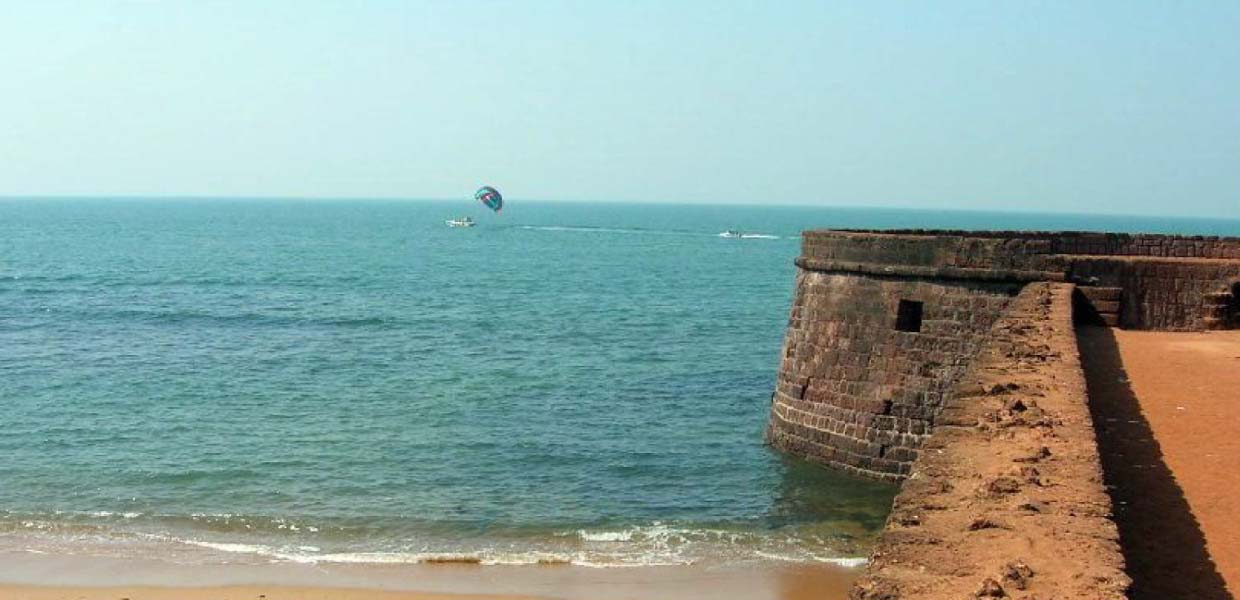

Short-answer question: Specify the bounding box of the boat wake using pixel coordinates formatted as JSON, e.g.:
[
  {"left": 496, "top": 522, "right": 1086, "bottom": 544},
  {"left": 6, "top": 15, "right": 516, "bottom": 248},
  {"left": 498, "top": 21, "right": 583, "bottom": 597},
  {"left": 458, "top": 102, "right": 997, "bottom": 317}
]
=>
[{"left": 518, "top": 225, "right": 781, "bottom": 239}]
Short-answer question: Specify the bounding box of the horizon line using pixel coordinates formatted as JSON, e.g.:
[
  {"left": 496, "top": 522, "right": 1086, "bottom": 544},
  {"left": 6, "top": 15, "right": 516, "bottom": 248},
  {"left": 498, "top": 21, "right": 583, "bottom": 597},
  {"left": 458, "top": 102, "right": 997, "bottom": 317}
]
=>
[{"left": 0, "top": 194, "right": 1234, "bottom": 223}]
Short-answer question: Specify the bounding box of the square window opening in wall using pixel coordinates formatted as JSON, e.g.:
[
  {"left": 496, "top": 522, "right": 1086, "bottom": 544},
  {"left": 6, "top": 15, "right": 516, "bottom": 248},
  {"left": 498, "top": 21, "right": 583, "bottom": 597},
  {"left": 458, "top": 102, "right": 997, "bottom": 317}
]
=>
[{"left": 896, "top": 299, "right": 923, "bottom": 333}]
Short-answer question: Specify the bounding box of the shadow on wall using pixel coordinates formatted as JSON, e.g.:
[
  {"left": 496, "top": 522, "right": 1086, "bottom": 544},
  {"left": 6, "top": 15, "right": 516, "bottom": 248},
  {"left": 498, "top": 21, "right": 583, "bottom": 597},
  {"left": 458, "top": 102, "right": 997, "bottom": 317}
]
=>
[
  {"left": 1071, "top": 288, "right": 1105, "bottom": 326},
  {"left": 1232, "top": 282, "right": 1240, "bottom": 328},
  {"left": 1077, "top": 327, "right": 1230, "bottom": 600}
]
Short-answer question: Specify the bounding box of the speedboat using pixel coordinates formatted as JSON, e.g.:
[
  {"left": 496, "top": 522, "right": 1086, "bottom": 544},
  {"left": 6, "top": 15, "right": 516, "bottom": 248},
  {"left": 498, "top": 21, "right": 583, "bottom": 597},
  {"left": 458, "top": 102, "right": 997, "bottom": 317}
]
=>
[
  {"left": 719, "top": 230, "right": 743, "bottom": 238},
  {"left": 446, "top": 217, "right": 476, "bottom": 228}
]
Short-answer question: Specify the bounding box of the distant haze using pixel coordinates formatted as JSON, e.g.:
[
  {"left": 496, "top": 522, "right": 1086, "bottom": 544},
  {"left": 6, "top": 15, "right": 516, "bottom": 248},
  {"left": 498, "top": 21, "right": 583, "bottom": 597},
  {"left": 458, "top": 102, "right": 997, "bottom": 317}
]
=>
[{"left": 1, "top": 1, "right": 1238, "bottom": 217}]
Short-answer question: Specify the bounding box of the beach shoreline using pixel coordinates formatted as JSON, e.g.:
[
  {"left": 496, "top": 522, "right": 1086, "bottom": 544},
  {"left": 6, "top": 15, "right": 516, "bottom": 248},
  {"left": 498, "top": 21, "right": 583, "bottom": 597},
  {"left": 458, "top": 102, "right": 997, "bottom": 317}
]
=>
[
  {"left": 0, "top": 550, "right": 861, "bottom": 600},
  {"left": 0, "top": 585, "right": 529, "bottom": 600}
]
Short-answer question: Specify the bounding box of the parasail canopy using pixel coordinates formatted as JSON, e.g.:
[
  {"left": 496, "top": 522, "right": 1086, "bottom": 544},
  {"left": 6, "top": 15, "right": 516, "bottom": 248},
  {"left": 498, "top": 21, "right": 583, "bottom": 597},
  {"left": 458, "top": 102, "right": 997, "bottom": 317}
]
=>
[{"left": 475, "top": 186, "right": 503, "bottom": 213}]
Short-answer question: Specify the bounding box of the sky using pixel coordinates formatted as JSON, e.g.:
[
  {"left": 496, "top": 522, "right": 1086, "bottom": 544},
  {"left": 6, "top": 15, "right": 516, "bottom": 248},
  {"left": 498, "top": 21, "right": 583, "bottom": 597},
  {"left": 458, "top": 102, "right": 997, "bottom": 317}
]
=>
[{"left": 1, "top": 1, "right": 1238, "bottom": 217}]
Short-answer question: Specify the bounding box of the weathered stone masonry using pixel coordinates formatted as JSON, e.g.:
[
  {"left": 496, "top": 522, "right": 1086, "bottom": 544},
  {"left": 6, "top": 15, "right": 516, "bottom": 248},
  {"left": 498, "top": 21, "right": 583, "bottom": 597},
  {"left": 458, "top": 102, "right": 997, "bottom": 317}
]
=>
[
  {"left": 768, "top": 230, "right": 1240, "bottom": 481},
  {"left": 852, "top": 283, "right": 1129, "bottom": 599},
  {"left": 768, "top": 271, "right": 1022, "bottom": 481}
]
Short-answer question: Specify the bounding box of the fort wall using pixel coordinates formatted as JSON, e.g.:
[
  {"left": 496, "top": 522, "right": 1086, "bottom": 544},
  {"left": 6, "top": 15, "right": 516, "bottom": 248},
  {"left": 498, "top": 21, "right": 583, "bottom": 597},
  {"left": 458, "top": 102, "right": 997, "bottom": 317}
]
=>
[
  {"left": 769, "top": 229, "right": 1240, "bottom": 481},
  {"left": 768, "top": 271, "right": 1020, "bottom": 481}
]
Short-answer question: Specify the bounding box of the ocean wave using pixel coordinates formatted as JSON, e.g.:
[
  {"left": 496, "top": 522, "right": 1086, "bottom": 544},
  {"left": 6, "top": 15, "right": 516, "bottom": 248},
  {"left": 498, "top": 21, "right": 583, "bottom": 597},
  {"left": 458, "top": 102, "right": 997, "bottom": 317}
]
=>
[
  {"left": 0, "top": 491, "right": 881, "bottom": 570},
  {"left": 147, "top": 535, "right": 693, "bottom": 568},
  {"left": 86, "top": 511, "right": 142, "bottom": 519},
  {"left": 0, "top": 273, "right": 88, "bottom": 283},
  {"left": 179, "top": 539, "right": 272, "bottom": 555},
  {"left": 753, "top": 550, "right": 868, "bottom": 568},
  {"left": 0, "top": 510, "right": 323, "bottom": 537},
  {"left": 1, "top": 514, "right": 869, "bottom": 570},
  {"left": 192, "top": 546, "right": 692, "bottom": 568},
  {"left": 0, "top": 273, "right": 367, "bottom": 290},
  {"left": 140, "top": 468, "right": 261, "bottom": 485},
  {"left": 578, "top": 529, "right": 633, "bottom": 542},
  {"left": 167, "top": 541, "right": 862, "bottom": 569},
  {"left": 32, "top": 307, "right": 401, "bottom": 330},
  {"left": 573, "top": 523, "right": 749, "bottom": 546}
]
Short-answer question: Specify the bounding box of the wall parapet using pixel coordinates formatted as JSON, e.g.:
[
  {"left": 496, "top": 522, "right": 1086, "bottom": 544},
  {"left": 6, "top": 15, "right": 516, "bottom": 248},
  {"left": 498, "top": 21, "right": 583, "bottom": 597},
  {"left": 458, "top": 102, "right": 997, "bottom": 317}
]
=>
[
  {"left": 799, "top": 229, "right": 1240, "bottom": 331},
  {"left": 850, "top": 283, "right": 1129, "bottom": 600},
  {"left": 806, "top": 229, "right": 1240, "bottom": 261},
  {"left": 794, "top": 257, "right": 1065, "bottom": 284}
]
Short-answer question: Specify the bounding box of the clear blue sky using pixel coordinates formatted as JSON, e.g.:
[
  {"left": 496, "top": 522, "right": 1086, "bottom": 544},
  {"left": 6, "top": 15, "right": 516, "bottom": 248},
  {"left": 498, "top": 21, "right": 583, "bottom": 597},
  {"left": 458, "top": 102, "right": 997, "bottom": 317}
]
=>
[{"left": 2, "top": 1, "right": 1238, "bottom": 217}]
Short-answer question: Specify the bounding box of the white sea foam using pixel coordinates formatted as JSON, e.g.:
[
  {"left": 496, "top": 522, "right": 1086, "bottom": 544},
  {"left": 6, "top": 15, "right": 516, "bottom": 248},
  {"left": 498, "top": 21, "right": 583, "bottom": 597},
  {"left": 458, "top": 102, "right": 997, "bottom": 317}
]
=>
[
  {"left": 82, "top": 522, "right": 864, "bottom": 571},
  {"left": 823, "top": 557, "right": 868, "bottom": 568},
  {"left": 86, "top": 511, "right": 142, "bottom": 519},
  {"left": 182, "top": 540, "right": 273, "bottom": 555},
  {"left": 578, "top": 529, "right": 634, "bottom": 542},
  {"left": 570, "top": 556, "right": 692, "bottom": 568},
  {"left": 155, "top": 536, "right": 703, "bottom": 568},
  {"left": 275, "top": 551, "right": 417, "bottom": 564},
  {"left": 754, "top": 550, "right": 868, "bottom": 567}
]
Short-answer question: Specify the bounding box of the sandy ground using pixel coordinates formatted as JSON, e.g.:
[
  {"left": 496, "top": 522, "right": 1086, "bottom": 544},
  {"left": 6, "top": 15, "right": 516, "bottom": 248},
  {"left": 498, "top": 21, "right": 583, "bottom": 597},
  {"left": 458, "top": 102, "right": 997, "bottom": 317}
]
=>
[
  {"left": 0, "top": 552, "right": 857, "bottom": 600},
  {"left": 1079, "top": 328, "right": 1240, "bottom": 600},
  {"left": 0, "top": 586, "right": 525, "bottom": 600}
]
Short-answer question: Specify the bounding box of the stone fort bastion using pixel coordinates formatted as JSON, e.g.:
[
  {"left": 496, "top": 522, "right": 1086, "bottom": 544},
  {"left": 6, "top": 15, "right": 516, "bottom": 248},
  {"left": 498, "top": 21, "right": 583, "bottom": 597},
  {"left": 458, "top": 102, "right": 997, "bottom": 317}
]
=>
[{"left": 767, "top": 229, "right": 1240, "bottom": 482}]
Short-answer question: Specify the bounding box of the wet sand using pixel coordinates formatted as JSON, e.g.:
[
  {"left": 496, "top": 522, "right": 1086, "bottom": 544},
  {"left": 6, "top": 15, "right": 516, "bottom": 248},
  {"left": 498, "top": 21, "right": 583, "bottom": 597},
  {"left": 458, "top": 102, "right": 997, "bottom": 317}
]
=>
[
  {"left": 0, "top": 586, "right": 522, "bottom": 600},
  {"left": 1079, "top": 327, "right": 1240, "bottom": 600},
  {"left": 0, "top": 551, "right": 858, "bottom": 600}
]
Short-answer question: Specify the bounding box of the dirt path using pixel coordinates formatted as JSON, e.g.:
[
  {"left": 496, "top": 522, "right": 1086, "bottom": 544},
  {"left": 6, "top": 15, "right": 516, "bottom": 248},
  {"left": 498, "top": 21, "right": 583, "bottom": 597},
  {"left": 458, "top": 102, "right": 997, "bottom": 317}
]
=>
[{"left": 1079, "top": 327, "right": 1240, "bottom": 600}]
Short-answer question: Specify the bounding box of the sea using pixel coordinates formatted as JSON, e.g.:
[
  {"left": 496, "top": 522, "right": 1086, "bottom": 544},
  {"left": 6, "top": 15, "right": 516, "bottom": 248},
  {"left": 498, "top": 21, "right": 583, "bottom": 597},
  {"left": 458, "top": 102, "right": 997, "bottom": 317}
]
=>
[{"left": 1, "top": 198, "right": 1235, "bottom": 571}]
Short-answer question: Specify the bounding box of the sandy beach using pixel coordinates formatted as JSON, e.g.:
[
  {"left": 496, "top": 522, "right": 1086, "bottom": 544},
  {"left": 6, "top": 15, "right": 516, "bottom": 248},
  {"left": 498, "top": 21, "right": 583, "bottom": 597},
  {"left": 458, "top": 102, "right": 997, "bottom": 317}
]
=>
[
  {"left": 0, "top": 586, "right": 525, "bottom": 600},
  {"left": 0, "top": 551, "right": 859, "bottom": 600}
]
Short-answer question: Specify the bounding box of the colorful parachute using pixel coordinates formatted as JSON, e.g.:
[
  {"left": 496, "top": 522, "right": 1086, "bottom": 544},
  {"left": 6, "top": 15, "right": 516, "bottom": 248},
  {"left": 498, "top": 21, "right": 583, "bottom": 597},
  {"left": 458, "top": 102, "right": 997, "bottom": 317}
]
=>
[{"left": 475, "top": 186, "right": 503, "bottom": 213}]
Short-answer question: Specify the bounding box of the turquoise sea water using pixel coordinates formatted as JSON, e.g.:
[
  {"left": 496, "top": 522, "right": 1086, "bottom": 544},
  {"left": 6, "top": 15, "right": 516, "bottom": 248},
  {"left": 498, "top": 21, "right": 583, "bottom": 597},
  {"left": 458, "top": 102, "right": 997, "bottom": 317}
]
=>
[{"left": 1, "top": 199, "right": 1235, "bottom": 568}]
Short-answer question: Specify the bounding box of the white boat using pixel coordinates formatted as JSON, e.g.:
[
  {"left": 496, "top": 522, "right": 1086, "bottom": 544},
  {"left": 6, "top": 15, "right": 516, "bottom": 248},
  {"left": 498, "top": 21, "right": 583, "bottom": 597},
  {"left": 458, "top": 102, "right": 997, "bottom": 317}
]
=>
[
  {"left": 446, "top": 217, "right": 476, "bottom": 228},
  {"left": 719, "top": 230, "right": 743, "bottom": 238}
]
